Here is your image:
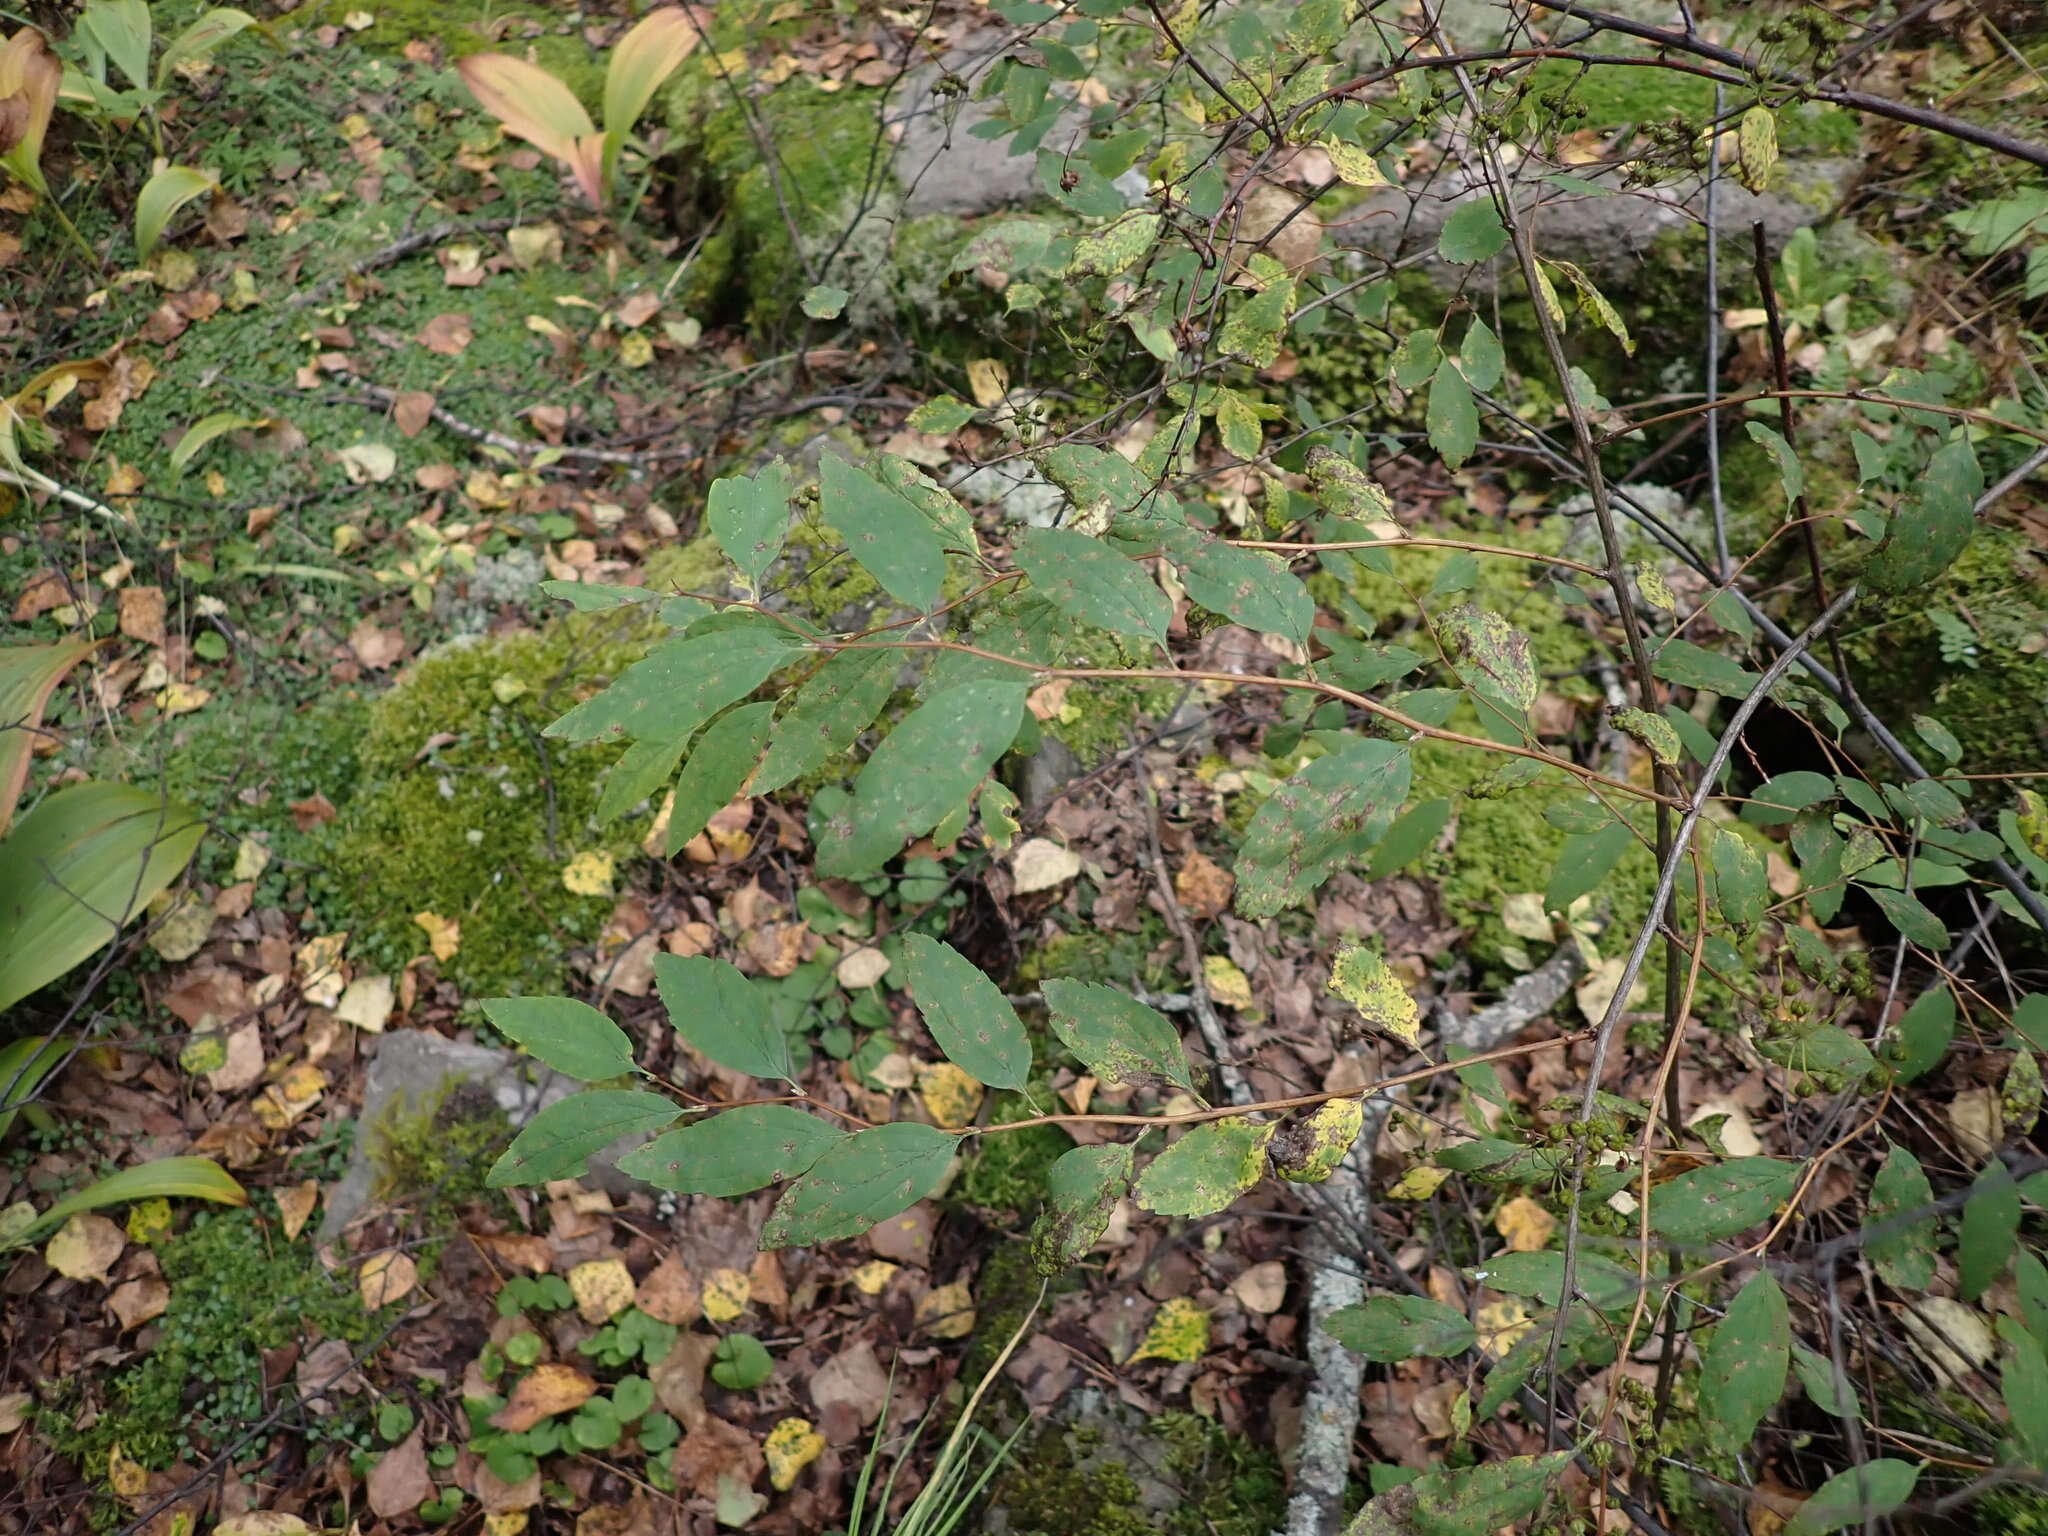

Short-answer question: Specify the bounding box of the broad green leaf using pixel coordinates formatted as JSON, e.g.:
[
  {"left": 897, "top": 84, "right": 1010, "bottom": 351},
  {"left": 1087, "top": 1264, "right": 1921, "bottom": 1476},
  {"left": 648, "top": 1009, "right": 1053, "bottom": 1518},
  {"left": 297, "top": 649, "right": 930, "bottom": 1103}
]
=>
[
  {"left": 485, "top": 1091, "right": 679, "bottom": 1187},
  {"left": 1867, "top": 1144, "right": 1938, "bottom": 1289},
  {"left": 1783, "top": 1460, "right": 1919, "bottom": 1536},
  {"left": 1235, "top": 738, "right": 1412, "bottom": 919},
  {"left": 907, "top": 395, "right": 976, "bottom": 434},
  {"left": 19, "top": 1156, "right": 245, "bottom": 1243},
  {"left": 1712, "top": 826, "right": 1768, "bottom": 928},
  {"left": 597, "top": 733, "right": 688, "bottom": 824},
  {"left": 1652, "top": 637, "right": 1760, "bottom": 696},
  {"left": 1913, "top": 714, "right": 1963, "bottom": 763},
  {"left": 902, "top": 934, "right": 1032, "bottom": 1091},
  {"left": 1438, "top": 198, "right": 1509, "bottom": 263},
  {"left": 1171, "top": 536, "right": 1313, "bottom": 647},
  {"left": 0, "top": 1036, "right": 66, "bottom": 1144},
  {"left": 1866, "top": 438, "right": 1983, "bottom": 595},
  {"left": 1014, "top": 527, "right": 1170, "bottom": 645},
  {"left": 816, "top": 681, "right": 1026, "bottom": 876},
  {"left": 1390, "top": 330, "right": 1440, "bottom": 390},
  {"left": 1325, "top": 1296, "right": 1476, "bottom": 1361},
  {"left": 1030, "top": 1143, "right": 1134, "bottom": 1275},
  {"left": 1062, "top": 212, "right": 1161, "bottom": 278},
  {"left": 1354, "top": 1452, "right": 1572, "bottom": 1536},
  {"left": 2003, "top": 1316, "right": 2048, "bottom": 1467},
  {"left": 1746, "top": 423, "right": 1805, "bottom": 502},
  {"left": 170, "top": 412, "right": 263, "bottom": 474},
  {"left": 1218, "top": 278, "right": 1294, "bottom": 368},
  {"left": 706, "top": 459, "right": 792, "bottom": 593},
  {"left": 1888, "top": 987, "right": 1955, "bottom": 1082},
  {"left": 545, "top": 628, "right": 803, "bottom": 744},
  {"left": 2017, "top": 994, "right": 2048, "bottom": 1055},
  {"left": 761, "top": 1123, "right": 956, "bottom": 1248},
  {"left": 1467, "top": 1250, "right": 1638, "bottom": 1313},
  {"left": 801, "top": 283, "right": 850, "bottom": 320},
  {"left": 1216, "top": 388, "right": 1263, "bottom": 461},
  {"left": 1742, "top": 771, "right": 1836, "bottom": 825},
  {"left": 1367, "top": 797, "right": 1451, "bottom": 879},
  {"left": 0, "top": 639, "right": 93, "bottom": 834},
  {"left": 653, "top": 955, "right": 793, "bottom": 1081},
  {"left": 1460, "top": 317, "right": 1505, "bottom": 392},
  {"left": 1042, "top": 979, "right": 1194, "bottom": 1093},
  {"left": 1544, "top": 818, "right": 1633, "bottom": 914},
  {"left": 711, "top": 1332, "right": 773, "bottom": 1389},
  {"left": 0, "top": 783, "right": 203, "bottom": 1014},
  {"left": 1866, "top": 886, "right": 1949, "bottom": 949},
  {"left": 1426, "top": 358, "right": 1478, "bottom": 470},
  {"left": 481, "top": 997, "right": 636, "bottom": 1081},
  {"left": 1791, "top": 1341, "right": 1860, "bottom": 1420},
  {"left": 2021, "top": 1251, "right": 2048, "bottom": 1341},
  {"left": 1700, "top": 1269, "right": 1789, "bottom": 1454},
  {"left": 752, "top": 647, "right": 898, "bottom": 795},
  {"left": 1439, "top": 604, "right": 1535, "bottom": 711},
  {"left": 616, "top": 1107, "right": 843, "bottom": 1197},
  {"left": 1755, "top": 1017, "right": 1875, "bottom": 1088},
  {"left": 1133, "top": 1116, "right": 1275, "bottom": 1217},
  {"left": 666, "top": 701, "right": 774, "bottom": 856},
  {"left": 1957, "top": 1161, "right": 2021, "bottom": 1301},
  {"left": 1647, "top": 1158, "right": 1799, "bottom": 1245},
  {"left": 820, "top": 455, "right": 947, "bottom": 612},
  {"left": 80, "top": 0, "right": 152, "bottom": 90},
  {"left": 1319, "top": 635, "right": 1425, "bottom": 692},
  {"left": 1547, "top": 258, "right": 1634, "bottom": 353},
  {"left": 136, "top": 164, "right": 217, "bottom": 261}
]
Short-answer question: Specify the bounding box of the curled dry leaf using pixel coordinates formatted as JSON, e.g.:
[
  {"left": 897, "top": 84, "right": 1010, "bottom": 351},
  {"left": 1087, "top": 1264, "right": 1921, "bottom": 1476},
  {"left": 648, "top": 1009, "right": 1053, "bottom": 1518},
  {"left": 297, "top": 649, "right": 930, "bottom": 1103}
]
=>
[{"left": 491, "top": 1362, "right": 597, "bottom": 1432}]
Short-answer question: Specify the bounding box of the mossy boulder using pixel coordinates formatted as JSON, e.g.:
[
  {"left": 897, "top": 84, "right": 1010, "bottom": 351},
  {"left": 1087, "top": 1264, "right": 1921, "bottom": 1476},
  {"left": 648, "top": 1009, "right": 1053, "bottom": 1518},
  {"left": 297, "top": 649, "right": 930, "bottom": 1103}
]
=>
[{"left": 320, "top": 615, "right": 650, "bottom": 998}]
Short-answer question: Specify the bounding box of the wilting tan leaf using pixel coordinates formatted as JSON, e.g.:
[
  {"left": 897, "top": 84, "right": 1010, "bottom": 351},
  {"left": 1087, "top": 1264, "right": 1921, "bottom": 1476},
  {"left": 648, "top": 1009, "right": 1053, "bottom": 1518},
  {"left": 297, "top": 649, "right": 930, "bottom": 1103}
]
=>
[
  {"left": 636, "top": 1251, "right": 701, "bottom": 1324},
  {"left": 367, "top": 1425, "right": 431, "bottom": 1517},
  {"left": 1011, "top": 837, "right": 1081, "bottom": 893},
  {"left": 1230, "top": 1259, "right": 1288, "bottom": 1314},
  {"left": 1174, "top": 850, "right": 1234, "bottom": 918},
  {"left": 46, "top": 1214, "right": 124, "bottom": 1283},
  {"left": 336, "top": 973, "right": 395, "bottom": 1032},
  {"left": 414, "top": 911, "right": 461, "bottom": 961},
  {"left": 108, "top": 1275, "right": 169, "bottom": 1330},
  {"left": 393, "top": 391, "right": 435, "bottom": 437},
  {"left": 276, "top": 1180, "right": 319, "bottom": 1241},
  {"left": 117, "top": 586, "right": 166, "bottom": 647},
  {"left": 359, "top": 1250, "right": 418, "bottom": 1309},
  {"left": 492, "top": 1363, "right": 597, "bottom": 1432},
  {"left": 418, "top": 312, "right": 474, "bottom": 355}
]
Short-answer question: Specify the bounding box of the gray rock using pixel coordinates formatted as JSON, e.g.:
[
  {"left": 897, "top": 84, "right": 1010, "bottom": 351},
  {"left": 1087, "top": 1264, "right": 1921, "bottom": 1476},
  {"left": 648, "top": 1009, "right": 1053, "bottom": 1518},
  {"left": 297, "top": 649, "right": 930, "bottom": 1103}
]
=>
[
  {"left": 320, "top": 1030, "right": 652, "bottom": 1241},
  {"left": 1015, "top": 734, "right": 1084, "bottom": 820},
  {"left": 893, "top": 33, "right": 1091, "bottom": 218},
  {"left": 1327, "top": 159, "right": 1858, "bottom": 286},
  {"left": 949, "top": 461, "right": 1067, "bottom": 527}
]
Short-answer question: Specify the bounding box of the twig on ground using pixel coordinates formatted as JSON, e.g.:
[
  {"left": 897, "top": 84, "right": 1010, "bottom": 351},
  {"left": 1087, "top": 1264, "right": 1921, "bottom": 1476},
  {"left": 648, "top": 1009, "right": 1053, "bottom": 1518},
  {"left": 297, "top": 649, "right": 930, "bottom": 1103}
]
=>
[
  {"left": 288, "top": 217, "right": 521, "bottom": 309},
  {"left": 1, "top": 468, "right": 136, "bottom": 526},
  {"left": 324, "top": 368, "right": 695, "bottom": 467}
]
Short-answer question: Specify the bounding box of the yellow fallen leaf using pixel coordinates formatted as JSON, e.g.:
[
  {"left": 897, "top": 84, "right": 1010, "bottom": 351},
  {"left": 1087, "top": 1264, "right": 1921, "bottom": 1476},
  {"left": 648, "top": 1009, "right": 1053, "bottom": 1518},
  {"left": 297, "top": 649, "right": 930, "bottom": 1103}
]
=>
[
  {"left": 850, "top": 1260, "right": 897, "bottom": 1295},
  {"left": 276, "top": 1181, "right": 319, "bottom": 1242},
  {"left": 46, "top": 1213, "right": 125, "bottom": 1283},
  {"left": 414, "top": 911, "right": 461, "bottom": 961},
  {"left": 485, "top": 1514, "right": 529, "bottom": 1536},
  {"left": 335, "top": 973, "right": 395, "bottom": 1032},
  {"left": 125, "top": 1198, "right": 173, "bottom": 1245},
  {"left": 1474, "top": 1299, "right": 1534, "bottom": 1356},
  {"left": 1493, "top": 1196, "right": 1556, "bottom": 1253},
  {"left": 1130, "top": 1296, "right": 1209, "bottom": 1363},
  {"left": 108, "top": 1443, "right": 148, "bottom": 1500},
  {"left": 155, "top": 681, "right": 211, "bottom": 715},
  {"left": 915, "top": 1279, "right": 976, "bottom": 1340},
  {"left": 562, "top": 849, "right": 616, "bottom": 896},
  {"left": 966, "top": 357, "right": 1009, "bottom": 407},
  {"left": 232, "top": 835, "right": 272, "bottom": 882},
  {"left": 1203, "top": 954, "right": 1254, "bottom": 1010},
  {"left": 216, "top": 1515, "right": 315, "bottom": 1535},
  {"left": 917, "top": 1061, "right": 983, "bottom": 1129},
  {"left": 359, "top": 1250, "right": 418, "bottom": 1308},
  {"left": 702, "top": 1267, "right": 751, "bottom": 1323},
  {"left": 764, "top": 1417, "right": 825, "bottom": 1491},
  {"left": 569, "top": 1258, "right": 635, "bottom": 1323},
  {"left": 295, "top": 932, "right": 349, "bottom": 1008},
  {"left": 491, "top": 1362, "right": 597, "bottom": 1432}
]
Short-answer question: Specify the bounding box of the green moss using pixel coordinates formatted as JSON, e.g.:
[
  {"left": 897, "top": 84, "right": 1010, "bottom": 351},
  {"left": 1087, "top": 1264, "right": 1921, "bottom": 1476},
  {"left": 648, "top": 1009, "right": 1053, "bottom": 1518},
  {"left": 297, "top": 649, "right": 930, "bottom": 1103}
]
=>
[
  {"left": 370, "top": 1077, "right": 512, "bottom": 1230},
  {"left": 990, "top": 1410, "right": 1287, "bottom": 1536},
  {"left": 954, "top": 1090, "right": 1071, "bottom": 1214},
  {"left": 62, "top": 1207, "right": 373, "bottom": 1478},
  {"left": 1016, "top": 924, "right": 1173, "bottom": 992},
  {"left": 321, "top": 615, "right": 650, "bottom": 997}
]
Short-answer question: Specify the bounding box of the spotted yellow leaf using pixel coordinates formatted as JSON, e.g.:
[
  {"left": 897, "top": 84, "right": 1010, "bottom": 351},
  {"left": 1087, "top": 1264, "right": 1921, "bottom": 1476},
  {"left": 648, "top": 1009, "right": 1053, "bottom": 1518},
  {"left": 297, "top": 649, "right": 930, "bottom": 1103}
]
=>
[
  {"left": 570, "top": 1258, "right": 636, "bottom": 1323},
  {"left": 765, "top": 1417, "right": 825, "bottom": 1491},
  {"left": 702, "top": 1266, "right": 751, "bottom": 1322}
]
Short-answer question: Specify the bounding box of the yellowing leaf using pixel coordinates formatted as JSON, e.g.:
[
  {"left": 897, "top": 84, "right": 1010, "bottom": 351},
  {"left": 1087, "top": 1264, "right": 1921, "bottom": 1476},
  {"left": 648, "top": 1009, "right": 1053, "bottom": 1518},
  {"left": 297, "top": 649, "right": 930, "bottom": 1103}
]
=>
[
  {"left": 45, "top": 1212, "right": 124, "bottom": 1282},
  {"left": 295, "top": 932, "right": 348, "bottom": 1007},
  {"left": 618, "top": 331, "right": 655, "bottom": 368},
  {"left": 561, "top": 849, "right": 615, "bottom": 896},
  {"left": 915, "top": 1279, "right": 976, "bottom": 1339},
  {"left": 335, "top": 973, "right": 395, "bottom": 1032},
  {"left": 966, "top": 357, "right": 1009, "bottom": 407},
  {"left": 1320, "top": 140, "right": 1386, "bottom": 187},
  {"left": 1474, "top": 1299, "right": 1534, "bottom": 1356},
  {"left": 1131, "top": 1296, "right": 1209, "bottom": 1363},
  {"left": 276, "top": 1180, "right": 319, "bottom": 1242},
  {"left": 125, "top": 1197, "right": 172, "bottom": 1245},
  {"left": 917, "top": 1061, "right": 983, "bottom": 1129},
  {"left": 456, "top": 52, "right": 604, "bottom": 204},
  {"left": 850, "top": 1260, "right": 897, "bottom": 1294},
  {"left": 413, "top": 911, "right": 460, "bottom": 961},
  {"left": 1202, "top": 954, "right": 1254, "bottom": 1010},
  {"left": 1494, "top": 1196, "right": 1556, "bottom": 1253},
  {"left": 108, "top": 1443, "right": 148, "bottom": 1499},
  {"left": 702, "top": 1266, "right": 751, "bottom": 1322},
  {"left": 491, "top": 1362, "right": 597, "bottom": 1431},
  {"left": 1387, "top": 1164, "right": 1452, "bottom": 1200},
  {"left": 232, "top": 835, "right": 272, "bottom": 881},
  {"left": 155, "top": 680, "right": 211, "bottom": 715},
  {"left": 1328, "top": 943, "right": 1419, "bottom": 1047},
  {"left": 359, "top": 1249, "right": 418, "bottom": 1308},
  {"left": 569, "top": 1257, "right": 635, "bottom": 1323},
  {"left": 764, "top": 1417, "right": 825, "bottom": 1491},
  {"left": 1010, "top": 836, "right": 1082, "bottom": 893}
]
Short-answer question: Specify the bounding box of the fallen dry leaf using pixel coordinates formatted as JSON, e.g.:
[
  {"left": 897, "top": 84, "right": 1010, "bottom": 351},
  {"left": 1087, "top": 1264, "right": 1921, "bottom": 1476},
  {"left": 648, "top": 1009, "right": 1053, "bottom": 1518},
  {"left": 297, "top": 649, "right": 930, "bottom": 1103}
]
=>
[
  {"left": 1174, "top": 850, "right": 1234, "bottom": 919},
  {"left": 108, "top": 1275, "right": 169, "bottom": 1330},
  {"left": 117, "top": 585, "right": 166, "bottom": 647},
  {"left": 349, "top": 619, "right": 407, "bottom": 671},
  {"left": 918, "top": 1061, "right": 983, "bottom": 1129},
  {"left": 276, "top": 1181, "right": 319, "bottom": 1242},
  {"left": 1494, "top": 1196, "right": 1557, "bottom": 1253},
  {"left": 492, "top": 1363, "right": 597, "bottom": 1431},
  {"left": 393, "top": 391, "right": 435, "bottom": 437},
  {"left": 1229, "top": 1260, "right": 1288, "bottom": 1315},
  {"left": 765, "top": 1417, "right": 825, "bottom": 1491},
  {"left": 702, "top": 1267, "right": 751, "bottom": 1322},
  {"left": 46, "top": 1214, "right": 125, "bottom": 1283},
  {"left": 1011, "top": 837, "right": 1082, "bottom": 894},
  {"left": 570, "top": 1258, "right": 636, "bottom": 1323},
  {"left": 636, "top": 1251, "right": 701, "bottom": 1324},
  {"left": 915, "top": 1279, "right": 976, "bottom": 1340},
  {"left": 359, "top": 1250, "right": 418, "bottom": 1309},
  {"left": 336, "top": 973, "right": 395, "bottom": 1032},
  {"left": 367, "top": 1425, "right": 431, "bottom": 1518},
  {"left": 418, "top": 312, "right": 474, "bottom": 355}
]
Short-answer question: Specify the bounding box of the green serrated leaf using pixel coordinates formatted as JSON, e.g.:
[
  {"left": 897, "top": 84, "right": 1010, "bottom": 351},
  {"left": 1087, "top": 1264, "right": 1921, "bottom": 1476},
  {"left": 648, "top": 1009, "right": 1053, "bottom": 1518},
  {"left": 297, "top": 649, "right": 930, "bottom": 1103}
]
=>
[
  {"left": 1042, "top": 980, "right": 1195, "bottom": 1093},
  {"left": 2004, "top": 1316, "right": 2048, "bottom": 1467},
  {"left": 1356, "top": 1452, "right": 1572, "bottom": 1536},
  {"left": 617, "top": 1106, "right": 844, "bottom": 1196},
  {"left": 1647, "top": 1158, "right": 1799, "bottom": 1245},
  {"left": 907, "top": 395, "right": 976, "bottom": 434},
  {"left": 1170, "top": 535, "right": 1313, "bottom": 646},
  {"left": 1218, "top": 278, "right": 1294, "bottom": 368},
  {"left": 1437, "top": 198, "right": 1509, "bottom": 263},
  {"left": 1426, "top": 358, "right": 1478, "bottom": 470},
  {"left": 1865, "top": 438, "right": 1983, "bottom": 594},
  {"left": 1236, "top": 738, "right": 1412, "bottom": 919},
  {"left": 1711, "top": 825, "right": 1769, "bottom": 928},
  {"left": 1030, "top": 1143, "right": 1134, "bottom": 1274},
  {"left": 1866, "top": 886, "right": 1949, "bottom": 949},
  {"left": 820, "top": 455, "right": 948, "bottom": 612},
  {"left": 1746, "top": 422, "right": 1806, "bottom": 503},
  {"left": 816, "top": 681, "right": 1026, "bottom": 876},
  {"left": 597, "top": 734, "right": 688, "bottom": 825},
  {"left": 666, "top": 701, "right": 775, "bottom": 856},
  {"left": 1460, "top": 317, "right": 1505, "bottom": 392},
  {"left": 1700, "top": 1269, "right": 1790, "bottom": 1454},
  {"left": 1958, "top": 1161, "right": 2021, "bottom": 1301},
  {"left": 760, "top": 1123, "right": 956, "bottom": 1248},
  {"left": 1063, "top": 212, "right": 1160, "bottom": 277},
  {"left": 707, "top": 459, "right": 793, "bottom": 593},
  {"left": 1545, "top": 818, "right": 1633, "bottom": 913},
  {"left": 1743, "top": 771, "right": 1836, "bottom": 825},
  {"left": 1134, "top": 1116, "right": 1276, "bottom": 1217},
  {"left": 1325, "top": 1296, "right": 1476, "bottom": 1361},
  {"left": 752, "top": 647, "right": 898, "bottom": 796},
  {"left": 1652, "top": 637, "right": 1760, "bottom": 696},
  {"left": 903, "top": 935, "right": 1033, "bottom": 1091},
  {"left": 486, "top": 1091, "right": 679, "bottom": 1187},
  {"left": 1367, "top": 797, "right": 1451, "bottom": 880},
  {"left": 1015, "top": 526, "right": 1171, "bottom": 644},
  {"left": 481, "top": 997, "right": 636, "bottom": 1081},
  {"left": 653, "top": 955, "right": 794, "bottom": 1081},
  {"left": 1467, "top": 1250, "right": 1638, "bottom": 1313}
]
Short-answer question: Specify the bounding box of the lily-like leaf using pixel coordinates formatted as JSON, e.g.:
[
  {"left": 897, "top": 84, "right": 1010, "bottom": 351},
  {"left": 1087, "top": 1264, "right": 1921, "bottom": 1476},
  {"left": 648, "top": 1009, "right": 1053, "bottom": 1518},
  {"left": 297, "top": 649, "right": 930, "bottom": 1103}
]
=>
[{"left": 457, "top": 52, "right": 605, "bottom": 205}]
